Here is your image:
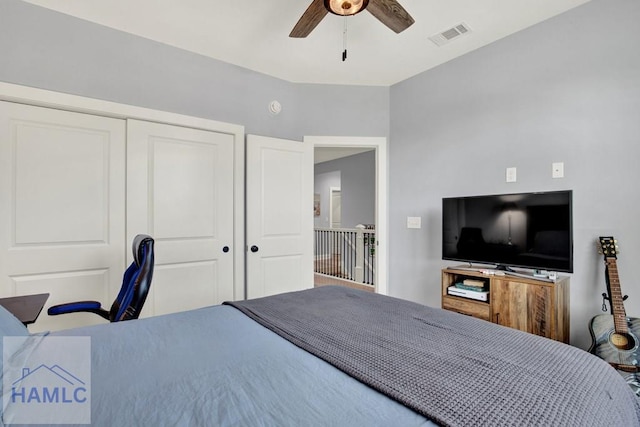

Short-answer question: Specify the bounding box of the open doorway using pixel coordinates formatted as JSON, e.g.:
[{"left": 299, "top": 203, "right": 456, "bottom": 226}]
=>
[{"left": 306, "top": 136, "right": 388, "bottom": 295}]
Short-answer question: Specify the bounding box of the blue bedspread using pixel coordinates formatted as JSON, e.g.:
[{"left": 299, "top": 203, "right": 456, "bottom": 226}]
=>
[{"left": 3, "top": 305, "right": 433, "bottom": 426}]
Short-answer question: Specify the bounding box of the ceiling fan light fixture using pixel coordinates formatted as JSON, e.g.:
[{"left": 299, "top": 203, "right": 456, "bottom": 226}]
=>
[{"left": 325, "top": 0, "right": 369, "bottom": 16}]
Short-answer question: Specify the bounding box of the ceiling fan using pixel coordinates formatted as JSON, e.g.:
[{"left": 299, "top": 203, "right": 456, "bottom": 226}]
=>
[{"left": 290, "top": 0, "right": 415, "bottom": 38}]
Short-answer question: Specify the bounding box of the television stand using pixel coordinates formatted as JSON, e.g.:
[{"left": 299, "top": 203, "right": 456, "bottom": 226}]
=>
[
  {"left": 503, "top": 269, "right": 556, "bottom": 283},
  {"left": 446, "top": 264, "right": 558, "bottom": 282},
  {"left": 441, "top": 267, "right": 570, "bottom": 343}
]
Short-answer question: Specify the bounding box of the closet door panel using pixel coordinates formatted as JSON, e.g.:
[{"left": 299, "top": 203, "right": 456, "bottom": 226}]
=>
[
  {"left": 151, "top": 138, "right": 217, "bottom": 239},
  {"left": 151, "top": 261, "right": 218, "bottom": 315},
  {"left": 126, "top": 120, "right": 234, "bottom": 316},
  {"left": 0, "top": 101, "right": 126, "bottom": 332}
]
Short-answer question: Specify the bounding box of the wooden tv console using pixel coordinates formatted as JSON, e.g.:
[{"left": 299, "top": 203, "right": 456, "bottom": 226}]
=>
[{"left": 441, "top": 267, "right": 570, "bottom": 343}]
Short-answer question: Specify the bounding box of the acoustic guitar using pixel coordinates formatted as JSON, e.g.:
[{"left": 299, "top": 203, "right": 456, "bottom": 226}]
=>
[{"left": 589, "top": 236, "right": 640, "bottom": 396}]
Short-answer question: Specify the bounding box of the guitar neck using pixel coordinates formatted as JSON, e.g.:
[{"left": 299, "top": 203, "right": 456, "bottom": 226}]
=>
[{"left": 606, "top": 258, "right": 629, "bottom": 334}]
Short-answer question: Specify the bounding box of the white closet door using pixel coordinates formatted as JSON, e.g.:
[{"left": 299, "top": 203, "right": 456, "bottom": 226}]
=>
[
  {"left": 246, "top": 134, "right": 313, "bottom": 298},
  {"left": 0, "top": 101, "right": 126, "bottom": 332},
  {"left": 126, "top": 120, "right": 234, "bottom": 316}
]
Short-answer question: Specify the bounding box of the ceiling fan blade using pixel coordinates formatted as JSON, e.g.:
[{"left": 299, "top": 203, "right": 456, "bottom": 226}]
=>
[
  {"left": 289, "top": 0, "right": 329, "bottom": 38},
  {"left": 366, "top": 0, "right": 415, "bottom": 34}
]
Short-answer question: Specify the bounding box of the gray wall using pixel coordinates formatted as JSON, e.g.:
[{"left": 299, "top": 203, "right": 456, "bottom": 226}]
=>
[
  {"left": 2, "top": 0, "right": 639, "bottom": 349},
  {"left": 0, "top": 0, "right": 389, "bottom": 141},
  {"left": 314, "top": 170, "right": 341, "bottom": 229},
  {"left": 314, "top": 151, "right": 376, "bottom": 228},
  {"left": 389, "top": 0, "right": 640, "bottom": 349}
]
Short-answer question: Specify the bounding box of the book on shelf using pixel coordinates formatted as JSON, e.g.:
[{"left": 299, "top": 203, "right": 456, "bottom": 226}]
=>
[
  {"left": 455, "top": 281, "right": 488, "bottom": 292},
  {"left": 462, "top": 278, "right": 486, "bottom": 288}
]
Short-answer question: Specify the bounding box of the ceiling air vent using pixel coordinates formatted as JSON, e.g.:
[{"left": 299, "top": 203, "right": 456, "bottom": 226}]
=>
[{"left": 429, "top": 22, "right": 472, "bottom": 47}]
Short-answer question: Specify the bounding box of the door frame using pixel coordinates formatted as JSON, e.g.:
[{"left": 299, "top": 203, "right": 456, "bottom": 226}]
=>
[
  {"left": 0, "top": 82, "right": 246, "bottom": 300},
  {"left": 305, "top": 136, "right": 388, "bottom": 295}
]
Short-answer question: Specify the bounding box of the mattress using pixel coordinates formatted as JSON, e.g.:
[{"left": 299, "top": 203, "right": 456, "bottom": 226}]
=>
[{"left": 2, "top": 303, "right": 433, "bottom": 426}]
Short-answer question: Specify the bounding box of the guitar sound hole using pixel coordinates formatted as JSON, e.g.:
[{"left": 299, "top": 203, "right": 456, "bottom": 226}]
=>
[{"left": 610, "top": 332, "right": 636, "bottom": 351}]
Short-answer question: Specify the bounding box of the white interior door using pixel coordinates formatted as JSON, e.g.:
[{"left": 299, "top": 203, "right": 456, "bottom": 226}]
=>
[
  {"left": 0, "top": 101, "right": 126, "bottom": 332},
  {"left": 127, "top": 120, "right": 235, "bottom": 315},
  {"left": 330, "top": 187, "right": 341, "bottom": 229},
  {"left": 246, "top": 135, "right": 313, "bottom": 298}
]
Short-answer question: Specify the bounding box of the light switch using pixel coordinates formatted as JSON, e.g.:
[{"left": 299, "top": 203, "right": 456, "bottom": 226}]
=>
[
  {"left": 407, "top": 217, "right": 421, "bottom": 229},
  {"left": 506, "top": 167, "right": 517, "bottom": 183},
  {"left": 552, "top": 162, "right": 564, "bottom": 178}
]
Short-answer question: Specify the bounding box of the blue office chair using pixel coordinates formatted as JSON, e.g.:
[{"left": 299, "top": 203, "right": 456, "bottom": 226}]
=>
[{"left": 48, "top": 234, "right": 155, "bottom": 322}]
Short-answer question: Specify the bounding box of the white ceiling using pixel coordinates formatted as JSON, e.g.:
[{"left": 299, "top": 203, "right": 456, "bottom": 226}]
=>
[{"left": 23, "top": 0, "right": 591, "bottom": 87}]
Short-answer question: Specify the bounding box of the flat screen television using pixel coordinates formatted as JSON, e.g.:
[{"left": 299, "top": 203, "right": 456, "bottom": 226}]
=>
[{"left": 442, "top": 190, "right": 573, "bottom": 272}]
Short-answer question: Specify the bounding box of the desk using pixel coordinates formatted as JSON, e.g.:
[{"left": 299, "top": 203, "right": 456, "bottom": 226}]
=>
[{"left": 0, "top": 293, "right": 49, "bottom": 325}]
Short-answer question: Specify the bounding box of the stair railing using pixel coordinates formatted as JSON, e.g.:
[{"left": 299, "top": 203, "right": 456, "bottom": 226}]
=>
[{"left": 314, "top": 225, "right": 375, "bottom": 285}]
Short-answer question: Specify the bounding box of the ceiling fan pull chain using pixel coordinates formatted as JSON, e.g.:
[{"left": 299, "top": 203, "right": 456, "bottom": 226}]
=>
[{"left": 342, "top": 15, "right": 348, "bottom": 61}]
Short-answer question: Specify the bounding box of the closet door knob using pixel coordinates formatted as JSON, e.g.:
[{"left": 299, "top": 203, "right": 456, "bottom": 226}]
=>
[
  {"left": 250, "top": 245, "right": 259, "bottom": 253},
  {"left": 222, "top": 246, "right": 230, "bottom": 253}
]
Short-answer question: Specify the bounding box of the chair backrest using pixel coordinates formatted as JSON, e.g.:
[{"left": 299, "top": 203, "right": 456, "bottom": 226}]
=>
[{"left": 109, "top": 234, "right": 155, "bottom": 322}]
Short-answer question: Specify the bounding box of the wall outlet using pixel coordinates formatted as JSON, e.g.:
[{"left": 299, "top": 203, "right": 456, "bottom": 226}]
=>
[
  {"left": 506, "top": 167, "right": 517, "bottom": 183},
  {"left": 552, "top": 162, "right": 564, "bottom": 178}
]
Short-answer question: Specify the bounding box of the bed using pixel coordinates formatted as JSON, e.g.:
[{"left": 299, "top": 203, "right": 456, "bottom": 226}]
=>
[{"left": 2, "top": 285, "right": 639, "bottom": 426}]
